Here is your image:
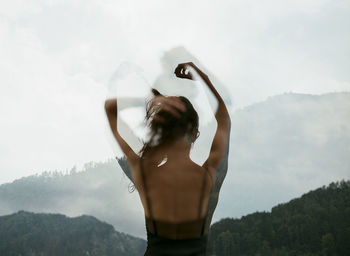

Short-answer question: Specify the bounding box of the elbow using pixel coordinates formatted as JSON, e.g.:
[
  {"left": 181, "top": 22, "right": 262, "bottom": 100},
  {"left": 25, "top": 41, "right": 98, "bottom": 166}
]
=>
[
  {"left": 216, "top": 116, "right": 231, "bottom": 132},
  {"left": 224, "top": 116, "right": 231, "bottom": 131},
  {"left": 222, "top": 108, "right": 231, "bottom": 129},
  {"left": 227, "top": 114, "right": 231, "bottom": 127},
  {"left": 216, "top": 112, "right": 231, "bottom": 128}
]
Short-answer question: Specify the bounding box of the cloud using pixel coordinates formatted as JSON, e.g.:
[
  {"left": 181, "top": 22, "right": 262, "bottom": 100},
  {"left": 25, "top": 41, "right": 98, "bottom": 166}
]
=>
[
  {"left": 0, "top": 10, "right": 109, "bottom": 183},
  {"left": 0, "top": 0, "right": 349, "bottom": 183}
]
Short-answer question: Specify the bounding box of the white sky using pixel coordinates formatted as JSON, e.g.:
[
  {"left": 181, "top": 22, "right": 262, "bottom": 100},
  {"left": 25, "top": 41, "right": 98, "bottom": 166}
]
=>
[{"left": 1, "top": 0, "right": 350, "bottom": 184}]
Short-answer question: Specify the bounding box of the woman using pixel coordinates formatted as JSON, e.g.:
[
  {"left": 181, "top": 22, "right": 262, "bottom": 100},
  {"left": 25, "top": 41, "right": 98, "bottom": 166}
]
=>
[{"left": 105, "top": 62, "right": 230, "bottom": 255}]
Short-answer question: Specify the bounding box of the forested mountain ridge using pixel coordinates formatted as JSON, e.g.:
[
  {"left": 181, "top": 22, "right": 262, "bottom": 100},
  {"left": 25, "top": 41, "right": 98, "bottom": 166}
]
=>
[
  {"left": 0, "top": 211, "right": 146, "bottom": 256},
  {"left": 0, "top": 181, "right": 348, "bottom": 255},
  {"left": 207, "top": 180, "right": 350, "bottom": 256}
]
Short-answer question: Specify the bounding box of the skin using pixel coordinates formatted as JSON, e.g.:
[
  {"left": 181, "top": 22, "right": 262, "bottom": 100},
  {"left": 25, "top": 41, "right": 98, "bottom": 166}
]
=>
[
  {"left": 174, "top": 62, "right": 231, "bottom": 170},
  {"left": 105, "top": 62, "right": 231, "bottom": 222}
]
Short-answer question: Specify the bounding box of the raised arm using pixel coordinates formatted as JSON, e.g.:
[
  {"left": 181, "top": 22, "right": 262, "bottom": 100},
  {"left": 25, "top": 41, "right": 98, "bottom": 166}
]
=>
[
  {"left": 174, "top": 62, "right": 231, "bottom": 173},
  {"left": 104, "top": 98, "right": 140, "bottom": 166}
]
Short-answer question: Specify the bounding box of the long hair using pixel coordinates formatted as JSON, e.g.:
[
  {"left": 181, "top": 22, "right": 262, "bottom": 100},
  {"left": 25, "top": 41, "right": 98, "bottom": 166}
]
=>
[{"left": 139, "top": 89, "right": 199, "bottom": 158}]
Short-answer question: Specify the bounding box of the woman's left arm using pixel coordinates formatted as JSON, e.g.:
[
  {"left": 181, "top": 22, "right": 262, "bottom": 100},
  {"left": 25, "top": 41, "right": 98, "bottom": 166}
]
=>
[{"left": 104, "top": 98, "right": 140, "bottom": 166}]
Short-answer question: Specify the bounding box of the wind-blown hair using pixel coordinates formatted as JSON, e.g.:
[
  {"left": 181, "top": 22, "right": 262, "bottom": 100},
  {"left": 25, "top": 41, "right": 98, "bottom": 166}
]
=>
[{"left": 140, "top": 89, "right": 199, "bottom": 157}]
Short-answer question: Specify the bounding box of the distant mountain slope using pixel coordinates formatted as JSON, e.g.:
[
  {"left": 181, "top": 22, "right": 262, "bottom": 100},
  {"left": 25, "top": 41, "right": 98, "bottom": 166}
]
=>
[
  {"left": 218, "top": 92, "right": 350, "bottom": 218},
  {"left": 0, "top": 211, "right": 146, "bottom": 256},
  {"left": 1, "top": 181, "right": 348, "bottom": 256},
  {"left": 207, "top": 180, "right": 350, "bottom": 256},
  {"left": 0, "top": 160, "right": 146, "bottom": 237},
  {"left": 0, "top": 92, "right": 349, "bottom": 238}
]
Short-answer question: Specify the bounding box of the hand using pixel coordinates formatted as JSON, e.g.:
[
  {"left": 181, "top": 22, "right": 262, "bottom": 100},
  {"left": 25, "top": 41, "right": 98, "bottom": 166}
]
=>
[
  {"left": 174, "top": 62, "right": 198, "bottom": 80},
  {"left": 148, "top": 95, "right": 186, "bottom": 123}
]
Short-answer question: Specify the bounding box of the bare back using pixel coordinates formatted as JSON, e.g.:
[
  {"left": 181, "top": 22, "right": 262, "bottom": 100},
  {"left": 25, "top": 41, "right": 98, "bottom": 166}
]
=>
[{"left": 131, "top": 140, "right": 213, "bottom": 227}]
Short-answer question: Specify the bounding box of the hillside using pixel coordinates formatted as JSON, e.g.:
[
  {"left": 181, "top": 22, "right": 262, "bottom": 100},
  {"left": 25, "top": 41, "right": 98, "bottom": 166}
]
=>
[
  {"left": 0, "top": 92, "right": 349, "bottom": 238},
  {"left": 0, "top": 211, "right": 146, "bottom": 256},
  {"left": 219, "top": 92, "right": 350, "bottom": 218},
  {"left": 0, "top": 160, "right": 146, "bottom": 237},
  {"left": 1, "top": 181, "right": 348, "bottom": 256},
  {"left": 207, "top": 180, "right": 350, "bottom": 256}
]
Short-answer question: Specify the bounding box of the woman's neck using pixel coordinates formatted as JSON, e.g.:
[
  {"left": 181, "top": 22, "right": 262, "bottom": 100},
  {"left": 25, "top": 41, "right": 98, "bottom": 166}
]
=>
[{"left": 152, "top": 138, "right": 191, "bottom": 159}]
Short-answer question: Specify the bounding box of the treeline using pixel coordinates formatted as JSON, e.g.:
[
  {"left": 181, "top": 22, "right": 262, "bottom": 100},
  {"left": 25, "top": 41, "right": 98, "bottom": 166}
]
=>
[
  {"left": 1, "top": 181, "right": 349, "bottom": 255},
  {"left": 207, "top": 180, "right": 350, "bottom": 256},
  {"left": 0, "top": 211, "right": 146, "bottom": 256}
]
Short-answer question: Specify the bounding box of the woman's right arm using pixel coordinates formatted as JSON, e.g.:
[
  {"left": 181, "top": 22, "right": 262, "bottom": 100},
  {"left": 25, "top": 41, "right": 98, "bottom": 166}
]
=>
[
  {"left": 105, "top": 98, "right": 140, "bottom": 166},
  {"left": 175, "top": 62, "right": 231, "bottom": 172}
]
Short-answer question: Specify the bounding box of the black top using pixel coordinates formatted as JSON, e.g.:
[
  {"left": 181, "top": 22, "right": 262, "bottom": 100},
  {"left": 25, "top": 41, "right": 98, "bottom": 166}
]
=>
[{"left": 144, "top": 230, "right": 208, "bottom": 256}]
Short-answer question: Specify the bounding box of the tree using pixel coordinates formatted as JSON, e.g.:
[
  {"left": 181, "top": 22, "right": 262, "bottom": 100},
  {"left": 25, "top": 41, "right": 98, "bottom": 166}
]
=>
[{"left": 321, "top": 233, "right": 335, "bottom": 256}]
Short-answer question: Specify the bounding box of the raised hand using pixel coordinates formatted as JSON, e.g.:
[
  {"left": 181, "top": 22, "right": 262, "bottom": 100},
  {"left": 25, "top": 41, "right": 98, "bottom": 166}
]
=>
[{"left": 174, "top": 62, "right": 197, "bottom": 80}]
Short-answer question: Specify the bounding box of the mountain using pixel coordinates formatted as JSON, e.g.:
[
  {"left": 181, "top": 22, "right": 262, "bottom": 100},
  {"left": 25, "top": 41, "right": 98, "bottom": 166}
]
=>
[
  {"left": 217, "top": 92, "right": 350, "bottom": 218},
  {"left": 207, "top": 180, "right": 350, "bottom": 256},
  {"left": 0, "top": 160, "right": 146, "bottom": 237},
  {"left": 0, "top": 211, "right": 146, "bottom": 256},
  {"left": 1, "top": 181, "right": 348, "bottom": 256},
  {"left": 0, "top": 92, "right": 349, "bottom": 238}
]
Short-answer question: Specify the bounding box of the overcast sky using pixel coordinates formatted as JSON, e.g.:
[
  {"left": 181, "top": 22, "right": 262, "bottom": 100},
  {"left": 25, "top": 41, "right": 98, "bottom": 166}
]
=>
[{"left": 0, "top": 0, "right": 349, "bottom": 184}]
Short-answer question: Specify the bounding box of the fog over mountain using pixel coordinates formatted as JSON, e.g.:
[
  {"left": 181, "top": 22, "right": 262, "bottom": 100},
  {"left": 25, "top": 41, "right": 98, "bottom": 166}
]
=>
[
  {"left": 1, "top": 92, "right": 349, "bottom": 238},
  {"left": 0, "top": 160, "right": 145, "bottom": 237},
  {"left": 218, "top": 92, "right": 350, "bottom": 218}
]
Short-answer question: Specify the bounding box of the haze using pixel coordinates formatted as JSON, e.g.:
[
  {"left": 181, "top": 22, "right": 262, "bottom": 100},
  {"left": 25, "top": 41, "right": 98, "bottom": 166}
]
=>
[{"left": 1, "top": 0, "right": 349, "bottom": 185}]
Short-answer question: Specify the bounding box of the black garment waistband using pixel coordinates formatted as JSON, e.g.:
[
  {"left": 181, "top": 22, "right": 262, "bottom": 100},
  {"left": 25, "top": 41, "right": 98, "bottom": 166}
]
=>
[
  {"left": 144, "top": 231, "right": 208, "bottom": 256},
  {"left": 145, "top": 216, "right": 207, "bottom": 240}
]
